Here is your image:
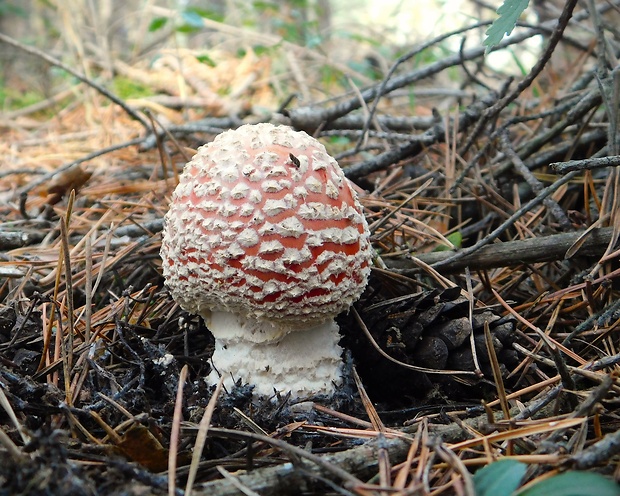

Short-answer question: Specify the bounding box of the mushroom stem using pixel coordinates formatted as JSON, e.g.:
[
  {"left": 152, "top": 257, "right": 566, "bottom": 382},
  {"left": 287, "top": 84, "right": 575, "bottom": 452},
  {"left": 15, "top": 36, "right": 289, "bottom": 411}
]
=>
[{"left": 204, "top": 311, "right": 344, "bottom": 398}]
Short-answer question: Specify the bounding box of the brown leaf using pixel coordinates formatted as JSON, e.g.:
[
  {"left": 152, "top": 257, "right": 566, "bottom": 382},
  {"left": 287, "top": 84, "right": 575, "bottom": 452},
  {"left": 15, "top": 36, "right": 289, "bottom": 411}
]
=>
[
  {"left": 117, "top": 424, "right": 169, "bottom": 472},
  {"left": 47, "top": 164, "right": 92, "bottom": 204}
]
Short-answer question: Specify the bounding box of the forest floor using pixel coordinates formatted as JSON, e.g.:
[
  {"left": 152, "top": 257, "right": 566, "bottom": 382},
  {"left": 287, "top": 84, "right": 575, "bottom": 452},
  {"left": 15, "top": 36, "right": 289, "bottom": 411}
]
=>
[{"left": 0, "top": 2, "right": 620, "bottom": 495}]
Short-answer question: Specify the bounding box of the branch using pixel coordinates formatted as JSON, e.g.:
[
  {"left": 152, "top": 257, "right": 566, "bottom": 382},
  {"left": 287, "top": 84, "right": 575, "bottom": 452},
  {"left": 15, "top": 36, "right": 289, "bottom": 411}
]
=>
[
  {"left": 344, "top": 92, "right": 499, "bottom": 182},
  {"left": 285, "top": 23, "right": 545, "bottom": 133},
  {"left": 384, "top": 227, "right": 615, "bottom": 274},
  {"left": 0, "top": 32, "right": 150, "bottom": 131},
  {"left": 192, "top": 410, "right": 511, "bottom": 496}
]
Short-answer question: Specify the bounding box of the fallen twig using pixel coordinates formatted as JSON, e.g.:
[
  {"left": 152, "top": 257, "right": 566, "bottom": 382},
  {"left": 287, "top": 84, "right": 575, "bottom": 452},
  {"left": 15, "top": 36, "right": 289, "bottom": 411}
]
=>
[{"left": 385, "top": 227, "right": 614, "bottom": 274}]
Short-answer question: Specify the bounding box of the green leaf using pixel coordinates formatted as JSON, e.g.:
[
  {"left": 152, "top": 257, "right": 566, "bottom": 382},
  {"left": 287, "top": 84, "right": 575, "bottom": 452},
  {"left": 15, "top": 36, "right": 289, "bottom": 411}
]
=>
[
  {"left": 448, "top": 231, "right": 463, "bottom": 249},
  {"left": 436, "top": 232, "right": 463, "bottom": 252},
  {"left": 328, "top": 136, "right": 351, "bottom": 146},
  {"left": 483, "top": 0, "right": 530, "bottom": 53},
  {"left": 176, "top": 24, "right": 200, "bottom": 34},
  {"left": 0, "top": 1, "right": 27, "bottom": 17},
  {"left": 518, "top": 471, "right": 620, "bottom": 496},
  {"left": 253, "top": 44, "right": 272, "bottom": 56},
  {"left": 195, "top": 54, "right": 216, "bottom": 67},
  {"left": 306, "top": 34, "right": 322, "bottom": 48},
  {"left": 473, "top": 459, "right": 527, "bottom": 496},
  {"left": 112, "top": 77, "right": 153, "bottom": 99},
  {"left": 253, "top": 1, "right": 278, "bottom": 12},
  {"left": 185, "top": 6, "right": 224, "bottom": 23},
  {"left": 181, "top": 9, "right": 205, "bottom": 29},
  {"left": 148, "top": 17, "right": 168, "bottom": 32}
]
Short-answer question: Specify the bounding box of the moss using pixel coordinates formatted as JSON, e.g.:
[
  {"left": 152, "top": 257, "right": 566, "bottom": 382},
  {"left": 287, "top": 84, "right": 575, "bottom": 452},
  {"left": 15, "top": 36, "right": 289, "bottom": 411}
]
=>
[
  {"left": 0, "top": 85, "right": 46, "bottom": 111},
  {"left": 112, "top": 76, "right": 154, "bottom": 99}
]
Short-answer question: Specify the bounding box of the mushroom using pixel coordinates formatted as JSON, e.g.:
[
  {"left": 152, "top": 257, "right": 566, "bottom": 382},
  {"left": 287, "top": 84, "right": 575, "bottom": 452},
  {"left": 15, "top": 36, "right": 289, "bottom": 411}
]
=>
[{"left": 160, "top": 123, "right": 372, "bottom": 398}]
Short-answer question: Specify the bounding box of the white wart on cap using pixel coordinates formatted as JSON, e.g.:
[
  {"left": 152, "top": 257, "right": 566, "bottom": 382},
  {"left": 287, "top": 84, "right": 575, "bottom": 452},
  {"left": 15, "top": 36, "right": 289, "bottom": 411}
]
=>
[{"left": 161, "top": 123, "right": 372, "bottom": 398}]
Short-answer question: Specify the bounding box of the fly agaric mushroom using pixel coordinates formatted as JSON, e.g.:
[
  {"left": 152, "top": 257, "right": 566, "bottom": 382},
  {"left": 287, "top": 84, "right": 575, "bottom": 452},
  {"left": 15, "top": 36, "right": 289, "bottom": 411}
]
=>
[{"left": 160, "top": 123, "right": 372, "bottom": 398}]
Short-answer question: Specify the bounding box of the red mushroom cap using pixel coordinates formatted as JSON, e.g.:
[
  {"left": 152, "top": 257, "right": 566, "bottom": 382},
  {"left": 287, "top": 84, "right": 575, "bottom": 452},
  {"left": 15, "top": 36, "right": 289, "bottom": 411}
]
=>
[{"left": 161, "top": 123, "right": 372, "bottom": 327}]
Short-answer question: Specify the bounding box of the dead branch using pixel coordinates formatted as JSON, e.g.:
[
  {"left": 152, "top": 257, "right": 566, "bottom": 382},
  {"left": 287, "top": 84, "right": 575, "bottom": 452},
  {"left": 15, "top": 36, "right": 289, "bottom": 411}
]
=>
[
  {"left": 284, "top": 20, "right": 561, "bottom": 134},
  {"left": 0, "top": 33, "right": 150, "bottom": 131},
  {"left": 344, "top": 91, "right": 500, "bottom": 182},
  {"left": 552, "top": 154, "right": 620, "bottom": 172},
  {"left": 385, "top": 227, "right": 615, "bottom": 274},
  {"left": 192, "top": 409, "right": 510, "bottom": 496},
  {"left": 571, "top": 427, "right": 620, "bottom": 470}
]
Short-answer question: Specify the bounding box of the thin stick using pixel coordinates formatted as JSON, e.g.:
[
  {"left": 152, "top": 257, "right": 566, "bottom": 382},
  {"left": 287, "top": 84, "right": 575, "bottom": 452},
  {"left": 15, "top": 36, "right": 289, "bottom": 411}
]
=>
[
  {"left": 15, "top": 137, "right": 146, "bottom": 198},
  {"left": 84, "top": 235, "right": 93, "bottom": 343},
  {"left": 0, "top": 387, "right": 29, "bottom": 444},
  {"left": 352, "top": 368, "right": 390, "bottom": 491},
  {"left": 169, "top": 365, "right": 189, "bottom": 496},
  {"left": 185, "top": 376, "right": 225, "bottom": 496},
  {"left": 552, "top": 154, "right": 620, "bottom": 172},
  {"left": 59, "top": 192, "right": 77, "bottom": 405},
  {"left": 460, "top": 0, "right": 580, "bottom": 156},
  {"left": 0, "top": 429, "right": 26, "bottom": 462},
  {"left": 430, "top": 171, "right": 579, "bottom": 270},
  {"left": 484, "top": 322, "right": 511, "bottom": 421},
  {"left": 214, "top": 466, "right": 261, "bottom": 496}
]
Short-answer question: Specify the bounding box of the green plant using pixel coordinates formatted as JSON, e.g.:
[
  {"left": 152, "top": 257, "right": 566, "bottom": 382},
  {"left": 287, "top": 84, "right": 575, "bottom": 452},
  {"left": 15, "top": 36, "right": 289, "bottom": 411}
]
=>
[
  {"left": 517, "top": 471, "right": 620, "bottom": 496},
  {"left": 112, "top": 77, "right": 153, "bottom": 100},
  {"left": 473, "top": 459, "right": 620, "bottom": 496},
  {"left": 484, "top": 0, "right": 530, "bottom": 53},
  {"left": 0, "top": 87, "right": 46, "bottom": 111},
  {"left": 473, "top": 459, "right": 527, "bottom": 496},
  {"left": 0, "top": 0, "right": 26, "bottom": 17},
  {"left": 148, "top": 6, "right": 223, "bottom": 35},
  {"left": 434, "top": 232, "right": 463, "bottom": 251}
]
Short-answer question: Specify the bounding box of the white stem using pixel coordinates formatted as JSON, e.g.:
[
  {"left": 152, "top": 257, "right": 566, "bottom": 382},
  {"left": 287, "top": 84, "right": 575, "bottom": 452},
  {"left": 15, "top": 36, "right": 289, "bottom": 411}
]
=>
[{"left": 203, "top": 311, "right": 343, "bottom": 398}]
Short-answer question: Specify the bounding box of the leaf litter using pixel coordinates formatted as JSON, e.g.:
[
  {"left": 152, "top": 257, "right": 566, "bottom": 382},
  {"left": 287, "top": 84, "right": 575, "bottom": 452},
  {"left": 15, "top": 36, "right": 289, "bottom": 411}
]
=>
[{"left": 0, "top": 2, "right": 620, "bottom": 494}]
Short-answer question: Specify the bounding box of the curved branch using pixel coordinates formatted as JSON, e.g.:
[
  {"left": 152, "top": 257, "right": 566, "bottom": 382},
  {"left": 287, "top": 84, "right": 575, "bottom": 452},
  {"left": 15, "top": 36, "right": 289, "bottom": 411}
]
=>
[{"left": 0, "top": 32, "right": 150, "bottom": 131}]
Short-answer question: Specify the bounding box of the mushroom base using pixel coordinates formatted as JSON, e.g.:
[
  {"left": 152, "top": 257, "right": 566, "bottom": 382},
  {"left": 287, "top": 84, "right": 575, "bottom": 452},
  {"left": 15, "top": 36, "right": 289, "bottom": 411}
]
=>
[{"left": 204, "top": 311, "right": 344, "bottom": 398}]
